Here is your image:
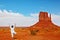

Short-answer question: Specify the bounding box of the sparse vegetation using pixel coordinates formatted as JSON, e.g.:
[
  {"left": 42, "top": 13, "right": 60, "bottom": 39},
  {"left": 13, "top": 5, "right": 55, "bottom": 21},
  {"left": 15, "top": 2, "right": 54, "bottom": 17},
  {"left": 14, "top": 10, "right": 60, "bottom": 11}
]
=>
[
  {"left": 31, "top": 30, "right": 36, "bottom": 35},
  {"left": 30, "top": 29, "right": 39, "bottom": 35}
]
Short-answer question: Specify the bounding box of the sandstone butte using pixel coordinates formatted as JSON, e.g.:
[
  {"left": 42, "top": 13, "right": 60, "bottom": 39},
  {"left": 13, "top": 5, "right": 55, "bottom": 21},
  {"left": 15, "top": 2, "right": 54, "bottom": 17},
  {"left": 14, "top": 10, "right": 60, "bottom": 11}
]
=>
[{"left": 0, "top": 12, "right": 60, "bottom": 40}]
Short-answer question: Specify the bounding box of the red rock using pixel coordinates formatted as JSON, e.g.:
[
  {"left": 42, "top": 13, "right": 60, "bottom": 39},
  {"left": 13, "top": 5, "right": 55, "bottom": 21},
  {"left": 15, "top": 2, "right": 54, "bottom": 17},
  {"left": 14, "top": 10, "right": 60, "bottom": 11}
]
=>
[{"left": 0, "top": 12, "right": 60, "bottom": 40}]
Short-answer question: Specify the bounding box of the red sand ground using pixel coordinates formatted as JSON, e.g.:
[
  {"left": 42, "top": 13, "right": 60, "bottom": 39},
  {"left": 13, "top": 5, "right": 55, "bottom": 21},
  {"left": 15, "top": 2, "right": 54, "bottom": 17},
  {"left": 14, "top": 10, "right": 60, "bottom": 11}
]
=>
[{"left": 0, "top": 12, "right": 60, "bottom": 40}]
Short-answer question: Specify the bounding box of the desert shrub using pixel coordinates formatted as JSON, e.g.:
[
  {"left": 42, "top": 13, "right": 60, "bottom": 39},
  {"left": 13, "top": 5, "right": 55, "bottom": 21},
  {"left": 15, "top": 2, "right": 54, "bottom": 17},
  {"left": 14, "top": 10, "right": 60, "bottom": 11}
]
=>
[
  {"left": 30, "top": 30, "right": 39, "bottom": 35},
  {"left": 35, "top": 30, "right": 39, "bottom": 32},
  {"left": 31, "top": 30, "right": 36, "bottom": 35}
]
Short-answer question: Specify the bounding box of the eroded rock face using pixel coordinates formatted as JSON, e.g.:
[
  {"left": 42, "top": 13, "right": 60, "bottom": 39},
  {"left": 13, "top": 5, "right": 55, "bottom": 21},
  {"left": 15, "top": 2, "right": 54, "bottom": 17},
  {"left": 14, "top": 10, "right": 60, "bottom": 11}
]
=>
[
  {"left": 31, "top": 12, "right": 59, "bottom": 28},
  {"left": 39, "top": 12, "right": 51, "bottom": 22},
  {"left": 0, "top": 12, "right": 60, "bottom": 40},
  {"left": 29, "top": 12, "right": 60, "bottom": 40}
]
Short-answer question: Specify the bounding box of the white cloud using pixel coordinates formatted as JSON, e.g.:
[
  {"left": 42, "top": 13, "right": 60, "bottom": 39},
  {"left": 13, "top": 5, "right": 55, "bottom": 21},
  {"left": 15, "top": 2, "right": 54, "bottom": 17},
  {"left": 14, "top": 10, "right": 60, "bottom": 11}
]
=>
[
  {"left": 0, "top": 10, "right": 60, "bottom": 27},
  {"left": 0, "top": 10, "right": 38, "bottom": 27},
  {"left": 51, "top": 14, "right": 60, "bottom": 26}
]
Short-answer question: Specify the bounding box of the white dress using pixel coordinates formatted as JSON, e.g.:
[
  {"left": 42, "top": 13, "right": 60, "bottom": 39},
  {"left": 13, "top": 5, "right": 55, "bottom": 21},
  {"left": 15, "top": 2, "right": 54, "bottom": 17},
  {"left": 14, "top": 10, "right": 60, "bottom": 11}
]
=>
[{"left": 10, "top": 25, "right": 16, "bottom": 37}]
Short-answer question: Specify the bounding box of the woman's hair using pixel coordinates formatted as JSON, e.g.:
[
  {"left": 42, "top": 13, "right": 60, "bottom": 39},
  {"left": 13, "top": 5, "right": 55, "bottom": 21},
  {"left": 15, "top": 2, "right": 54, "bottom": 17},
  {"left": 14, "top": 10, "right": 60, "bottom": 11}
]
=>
[{"left": 11, "top": 25, "right": 14, "bottom": 28}]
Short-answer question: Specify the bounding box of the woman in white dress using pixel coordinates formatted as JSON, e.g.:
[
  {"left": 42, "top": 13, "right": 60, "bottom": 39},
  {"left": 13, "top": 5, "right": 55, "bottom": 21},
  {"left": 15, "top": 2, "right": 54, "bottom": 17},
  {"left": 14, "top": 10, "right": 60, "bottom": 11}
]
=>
[{"left": 10, "top": 25, "right": 16, "bottom": 38}]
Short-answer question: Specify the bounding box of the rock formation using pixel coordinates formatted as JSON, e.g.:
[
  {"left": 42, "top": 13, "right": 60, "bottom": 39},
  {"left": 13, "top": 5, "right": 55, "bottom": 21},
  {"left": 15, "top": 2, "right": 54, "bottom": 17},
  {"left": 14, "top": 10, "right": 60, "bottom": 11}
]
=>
[
  {"left": 30, "top": 12, "right": 59, "bottom": 29},
  {"left": 0, "top": 12, "right": 60, "bottom": 40}
]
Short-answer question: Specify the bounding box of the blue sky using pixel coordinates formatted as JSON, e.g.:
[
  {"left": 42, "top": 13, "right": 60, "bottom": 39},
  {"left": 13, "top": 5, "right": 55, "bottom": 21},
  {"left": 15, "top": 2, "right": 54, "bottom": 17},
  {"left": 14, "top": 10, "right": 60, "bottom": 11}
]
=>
[
  {"left": 0, "top": 0, "right": 60, "bottom": 26},
  {"left": 0, "top": 0, "right": 60, "bottom": 16}
]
